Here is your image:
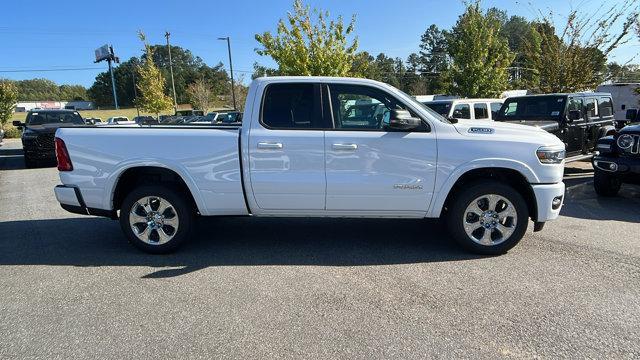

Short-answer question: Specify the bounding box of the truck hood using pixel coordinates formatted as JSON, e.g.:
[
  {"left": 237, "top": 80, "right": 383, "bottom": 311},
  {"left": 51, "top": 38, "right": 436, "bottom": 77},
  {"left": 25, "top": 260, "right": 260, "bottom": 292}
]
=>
[
  {"left": 619, "top": 123, "right": 640, "bottom": 134},
  {"left": 452, "top": 119, "right": 562, "bottom": 146}
]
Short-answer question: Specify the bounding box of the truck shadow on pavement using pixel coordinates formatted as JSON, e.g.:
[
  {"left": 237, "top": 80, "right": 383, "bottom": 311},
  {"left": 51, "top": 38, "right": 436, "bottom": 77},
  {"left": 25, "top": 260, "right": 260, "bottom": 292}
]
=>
[
  {"left": 0, "top": 216, "right": 484, "bottom": 278},
  {"left": 562, "top": 181, "right": 640, "bottom": 223}
]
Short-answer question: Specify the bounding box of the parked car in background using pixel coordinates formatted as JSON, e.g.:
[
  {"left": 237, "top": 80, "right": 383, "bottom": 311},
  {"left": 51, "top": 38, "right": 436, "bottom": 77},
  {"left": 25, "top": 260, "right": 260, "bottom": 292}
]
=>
[
  {"left": 133, "top": 116, "right": 158, "bottom": 125},
  {"left": 494, "top": 93, "right": 616, "bottom": 162},
  {"left": 107, "top": 116, "right": 136, "bottom": 125},
  {"left": 175, "top": 109, "right": 205, "bottom": 117},
  {"left": 54, "top": 76, "right": 565, "bottom": 255},
  {"left": 84, "top": 117, "right": 102, "bottom": 125},
  {"left": 12, "top": 109, "right": 85, "bottom": 168},
  {"left": 592, "top": 123, "right": 640, "bottom": 196},
  {"left": 596, "top": 83, "right": 640, "bottom": 129},
  {"left": 205, "top": 111, "right": 243, "bottom": 124},
  {"left": 421, "top": 99, "right": 504, "bottom": 121}
]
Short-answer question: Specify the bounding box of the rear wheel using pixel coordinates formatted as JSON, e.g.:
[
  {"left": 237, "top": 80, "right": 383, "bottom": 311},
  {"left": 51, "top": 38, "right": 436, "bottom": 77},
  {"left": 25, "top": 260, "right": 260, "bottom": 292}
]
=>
[
  {"left": 446, "top": 181, "right": 529, "bottom": 255},
  {"left": 119, "top": 185, "right": 193, "bottom": 254},
  {"left": 594, "top": 170, "right": 621, "bottom": 197}
]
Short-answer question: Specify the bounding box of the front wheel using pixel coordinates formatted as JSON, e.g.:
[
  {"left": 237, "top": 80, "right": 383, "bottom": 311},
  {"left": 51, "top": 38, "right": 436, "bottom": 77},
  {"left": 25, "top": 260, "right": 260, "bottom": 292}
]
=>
[
  {"left": 446, "top": 181, "right": 529, "bottom": 255},
  {"left": 119, "top": 185, "right": 194, "bottom": 254},
  {"left": 593, "top": 170, "right": 621, "bottom": 197}
]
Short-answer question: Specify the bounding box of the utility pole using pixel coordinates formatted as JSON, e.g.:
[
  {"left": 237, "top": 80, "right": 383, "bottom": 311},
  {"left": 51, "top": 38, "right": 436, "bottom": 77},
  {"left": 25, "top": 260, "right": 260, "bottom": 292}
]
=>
[
  {"left": 165, "top": 31, "right": 178, "bottom": 111},
  {"left": 94, "top": 44, "right": 120, "bottom": 109},
  {"left": 218, "top": 36, "right": 237, "bottom": 110}
]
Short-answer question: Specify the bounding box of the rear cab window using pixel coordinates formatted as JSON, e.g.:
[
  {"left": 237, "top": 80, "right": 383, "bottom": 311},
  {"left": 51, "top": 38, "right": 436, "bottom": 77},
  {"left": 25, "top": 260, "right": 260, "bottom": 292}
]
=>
[
  {"left": 261, "top": 83, "right": 322, "bottom": 129},
  {"left": 598, "top": 97, "right": 613, "bottom": 117},
  {"left": 473, "top": 103, "right": 489, "bottom": 119}
]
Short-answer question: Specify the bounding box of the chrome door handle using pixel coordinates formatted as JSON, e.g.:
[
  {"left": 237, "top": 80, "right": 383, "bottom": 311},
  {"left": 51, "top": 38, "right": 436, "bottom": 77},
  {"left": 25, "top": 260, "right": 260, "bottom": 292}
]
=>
[
  {"left": 257, "top": 142, "right": 283, "bottom": 150},
  {"left": 332, "top": 143, "right": 358, "bottom": 151}
]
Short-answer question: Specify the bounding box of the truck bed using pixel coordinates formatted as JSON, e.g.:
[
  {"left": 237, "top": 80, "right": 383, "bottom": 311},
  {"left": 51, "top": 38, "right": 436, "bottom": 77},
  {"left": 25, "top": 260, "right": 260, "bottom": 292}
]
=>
[{"left": 56, "top": 126, "right": 248, "bottom": 216}]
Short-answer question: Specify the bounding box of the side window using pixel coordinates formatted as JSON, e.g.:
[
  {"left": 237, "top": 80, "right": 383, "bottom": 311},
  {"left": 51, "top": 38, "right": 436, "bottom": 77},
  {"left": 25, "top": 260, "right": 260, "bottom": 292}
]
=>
[
  {"left": 502, "top": 102, "right": 517, "bottom": 116},
  {"left": 474, "top": 103, "right": 488, "bottom": 119},
  {"left": 585, "top": 98, "right": 598, "bottom": 118},
  {"left": 329, "top": 84, "right": 409, "bottom": 130},
  {"left": 599, "top": 97, "right": 613, "bottom": 117},
  {"left": 452, "top": 104, "right": 470, "bottom": 119},
  {"left": 262, "top": 83, "right": 318, "bottom": 129},
  {"left": 490, "top": 102, "right": 502, "bottom": 118},
  {"left": 567, "top": 97, "right": 583, "bottom": 114}
]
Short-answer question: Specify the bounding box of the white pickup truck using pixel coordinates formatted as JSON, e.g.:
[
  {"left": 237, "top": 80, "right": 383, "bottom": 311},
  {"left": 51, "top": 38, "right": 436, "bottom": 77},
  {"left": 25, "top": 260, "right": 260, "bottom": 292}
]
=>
[{"left": 54, "top": 77, "right": 566, "bottom": 255}]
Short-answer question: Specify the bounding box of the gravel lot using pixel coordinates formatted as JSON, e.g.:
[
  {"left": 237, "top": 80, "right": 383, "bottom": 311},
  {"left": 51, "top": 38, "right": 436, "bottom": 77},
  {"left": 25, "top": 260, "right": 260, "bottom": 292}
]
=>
[{"left": 1, "top": 138, "right": 639, "bottom": 359}]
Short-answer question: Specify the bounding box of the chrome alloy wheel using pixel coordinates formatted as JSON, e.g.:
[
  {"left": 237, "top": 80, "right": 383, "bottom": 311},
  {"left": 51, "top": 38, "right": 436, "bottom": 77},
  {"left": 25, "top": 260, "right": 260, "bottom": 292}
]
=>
[
  {"left": 462, "top": 194, "right": 517, "bottom": 246},
  {"left": 129, "top": 196, "right": 179, "bottom": 245}
]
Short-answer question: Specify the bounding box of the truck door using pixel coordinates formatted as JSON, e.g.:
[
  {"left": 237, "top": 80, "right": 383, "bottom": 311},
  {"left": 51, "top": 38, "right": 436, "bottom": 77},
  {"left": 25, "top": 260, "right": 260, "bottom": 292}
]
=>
[
  {"left": 565, "top": 97, "right": 586, "bottom": 154},
  {"left": 247, "top": 83, "right": 326, "bottom": 210},
  {"left": 323, "top": 84, "right": 437, "bottom": 213},
  {"left": 584, "top": 97, "right": 600, "bottom": 152}
]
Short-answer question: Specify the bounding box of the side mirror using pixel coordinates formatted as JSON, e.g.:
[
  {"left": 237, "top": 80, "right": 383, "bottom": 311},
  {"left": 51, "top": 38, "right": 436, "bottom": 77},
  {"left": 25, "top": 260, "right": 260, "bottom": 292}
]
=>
[
  {"left": 567, "top": 109, "right": 581, "bottom": 122},
  {"left": 387, "top": 109, "right": 421, "bottom": 130},
  {"left": 625, "top": 108, "right": 638, "bottom": 121},
  {"left": 12, "top": 120, "right": 24, "bottom": 128}
]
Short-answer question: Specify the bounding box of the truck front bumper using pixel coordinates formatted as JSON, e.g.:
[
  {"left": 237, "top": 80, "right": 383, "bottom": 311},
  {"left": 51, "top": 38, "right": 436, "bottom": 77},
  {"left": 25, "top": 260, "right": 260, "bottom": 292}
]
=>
[
  {"left": 593, "top": 155, "right": 640, "bottom": 183},
  {"left": 55, "top": 185, "right": 117, "bottom": 219},
  {"left": 531, "top": 182, "right": 565, "bottom": 222}
]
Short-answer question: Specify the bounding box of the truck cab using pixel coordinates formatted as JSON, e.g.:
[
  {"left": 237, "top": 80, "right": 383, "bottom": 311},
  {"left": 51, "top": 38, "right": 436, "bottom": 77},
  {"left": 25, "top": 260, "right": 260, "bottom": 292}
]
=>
[{"left": 494, "top": 93, "right": 616, "bottom": 161}]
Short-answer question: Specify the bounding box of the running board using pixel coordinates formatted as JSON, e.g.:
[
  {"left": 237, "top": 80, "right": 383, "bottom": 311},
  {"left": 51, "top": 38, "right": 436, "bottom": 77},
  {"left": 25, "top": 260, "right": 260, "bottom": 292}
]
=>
[{"left": 565, "top": 153, "right": 594, "bottom": 163}]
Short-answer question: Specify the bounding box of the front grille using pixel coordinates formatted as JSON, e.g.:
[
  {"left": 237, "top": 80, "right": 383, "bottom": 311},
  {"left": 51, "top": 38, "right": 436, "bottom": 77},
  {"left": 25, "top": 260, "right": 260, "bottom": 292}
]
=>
[{"left": 35, "top": 134, "right": 55, "bottom": 149}]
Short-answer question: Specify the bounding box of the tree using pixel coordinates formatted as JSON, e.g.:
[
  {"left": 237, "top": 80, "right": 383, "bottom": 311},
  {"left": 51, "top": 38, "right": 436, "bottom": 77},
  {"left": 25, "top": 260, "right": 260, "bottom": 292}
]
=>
[
  {"left": 417, "top": 25, "right": 449, "bottom": 94},
  {"left": 254, "top": 0, "right": 358, "bottom": 76},
  {"left": 522, "top": 0, "right": 638, "bottom": 93},
  {"left": 232, "top": 75, "right": 249, "bottom": 112},
  {"left": 445, "top": 2, "right": 514, "bottom": 97},
  {"left": 135, "top": 32, "right": 173, "bottom": 116},
  {"left": 0, "top": 80, "right": 18, "bottom": 130},
  {"left": 186, "top": 79, "right": 214, "bottom": 112},
  {"left": 88, "top": 58, "right": 140, "bottom": 107}
]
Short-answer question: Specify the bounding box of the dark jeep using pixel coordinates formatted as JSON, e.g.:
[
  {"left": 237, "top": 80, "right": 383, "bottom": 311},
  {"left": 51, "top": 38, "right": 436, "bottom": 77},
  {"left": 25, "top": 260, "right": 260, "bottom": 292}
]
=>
[
  {"left": 494, "top": 93, "right": 616, "bottom": 162},
  {"left": 592, "top": 122, "right": 640, "bottom": 196},
  {"left": 13, "top": 109, "right": 85, "bottom": 168}
]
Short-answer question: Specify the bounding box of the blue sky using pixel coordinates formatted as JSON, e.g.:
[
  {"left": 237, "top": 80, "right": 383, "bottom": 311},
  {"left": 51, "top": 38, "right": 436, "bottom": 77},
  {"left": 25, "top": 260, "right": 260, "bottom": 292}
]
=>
[{"left": 1, "top": 0, "right": 638, "bottom": 87}]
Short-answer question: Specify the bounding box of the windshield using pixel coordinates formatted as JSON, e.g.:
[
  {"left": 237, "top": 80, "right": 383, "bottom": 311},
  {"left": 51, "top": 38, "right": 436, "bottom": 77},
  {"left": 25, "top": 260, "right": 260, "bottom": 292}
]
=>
[
  {"left": 27, "top": 111, "right": 84, "bottom": 125},
  {"left": 422, "top": 101, "right": 452, "bottom": 116},
  {"left": 495, "top": 96, "right": 566, "bottom": 121}
]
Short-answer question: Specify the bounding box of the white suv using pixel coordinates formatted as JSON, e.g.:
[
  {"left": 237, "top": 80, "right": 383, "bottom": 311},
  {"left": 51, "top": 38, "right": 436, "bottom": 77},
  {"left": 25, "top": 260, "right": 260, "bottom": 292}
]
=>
[{"left": 422, "top": 99, "right": 504, "bottom": 121}]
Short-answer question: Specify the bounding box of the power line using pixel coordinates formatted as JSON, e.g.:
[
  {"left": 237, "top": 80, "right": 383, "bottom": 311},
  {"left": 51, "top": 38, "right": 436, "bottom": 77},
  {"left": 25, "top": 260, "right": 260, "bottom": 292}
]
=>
[{"left": 0, "top": 67, "right": 103, "bottom": 73}]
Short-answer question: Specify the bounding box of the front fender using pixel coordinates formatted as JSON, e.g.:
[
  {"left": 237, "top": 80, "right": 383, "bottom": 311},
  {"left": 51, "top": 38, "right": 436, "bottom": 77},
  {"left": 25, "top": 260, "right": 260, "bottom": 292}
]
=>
[
  {"left": 427, "top": 158, "right": 539, "bottom": 218},
  {"left": 103, "top": 159, "right": 207, "bottom": 213}
]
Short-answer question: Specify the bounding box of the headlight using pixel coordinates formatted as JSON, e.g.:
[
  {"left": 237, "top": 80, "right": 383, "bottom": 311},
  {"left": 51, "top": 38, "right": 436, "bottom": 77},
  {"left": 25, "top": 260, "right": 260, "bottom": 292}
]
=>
[
  {"left": 536, "top": 146, "right": 566, "bottom": 164},
  {"left": 617, "top": 134, "right": 634, "bottom": 149}
]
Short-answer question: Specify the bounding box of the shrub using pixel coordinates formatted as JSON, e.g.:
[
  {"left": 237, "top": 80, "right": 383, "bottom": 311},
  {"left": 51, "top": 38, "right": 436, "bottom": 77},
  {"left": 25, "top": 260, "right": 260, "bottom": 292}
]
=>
[{"left": 3, "top": 123, "right": 21, "bottom": 138}]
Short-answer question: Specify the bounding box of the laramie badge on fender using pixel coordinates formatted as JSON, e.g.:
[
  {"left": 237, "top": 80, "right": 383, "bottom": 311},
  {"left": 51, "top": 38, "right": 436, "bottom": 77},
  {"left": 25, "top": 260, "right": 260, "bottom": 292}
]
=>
[
  {"left": 468, "top": 127, "right": 495, "bottom": 134},
  {"left": 393, "top": 184, "right": 424, "bottom": 190}
]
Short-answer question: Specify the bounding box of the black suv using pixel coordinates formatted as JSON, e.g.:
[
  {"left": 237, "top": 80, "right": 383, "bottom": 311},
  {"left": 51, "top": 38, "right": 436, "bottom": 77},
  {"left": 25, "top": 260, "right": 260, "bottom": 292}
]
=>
[
  {"left": 494, "top": 93, "right": 616, "bottom": 161},
  {"left": 13, "top": 109, "right": 85, "bottom": 168},
  {"left": 592, "top": 123, "right": 640, "bottom": 196}
]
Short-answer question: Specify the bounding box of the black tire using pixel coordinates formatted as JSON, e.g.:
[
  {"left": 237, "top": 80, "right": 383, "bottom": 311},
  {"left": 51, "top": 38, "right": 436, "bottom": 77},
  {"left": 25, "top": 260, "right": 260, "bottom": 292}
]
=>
[
  {"left": 593, "top": 170, "right": 621, "bottom": 197},
  {"left": 446, "top": 181, "right": 529, "bottom": 255},
  {"left": 119, "top": 185, "right": 194, "bottom": 254}
]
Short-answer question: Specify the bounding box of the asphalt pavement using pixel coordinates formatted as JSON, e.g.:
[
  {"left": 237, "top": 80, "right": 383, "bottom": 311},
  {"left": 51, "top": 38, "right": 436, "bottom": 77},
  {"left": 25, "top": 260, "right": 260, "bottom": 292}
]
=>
[{"left": 0, "top": 138, "right": 639, "bottom": 359}]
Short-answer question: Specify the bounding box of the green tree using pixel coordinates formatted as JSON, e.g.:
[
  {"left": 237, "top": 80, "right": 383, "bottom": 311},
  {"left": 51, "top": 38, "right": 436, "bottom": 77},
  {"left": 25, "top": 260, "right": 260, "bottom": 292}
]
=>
[
  {"left": 186, "top": 78, "right": 214, "bottom": 112},
  {"left": 522, "top": 1, "right": 637, "bottom": 93},
  {"left": 417, "top": 24, "right": 449, "bottom": 94},
  {"left": 445, "top": 2, "right": 514, "bottom": 97},
  {"left": 254, "top": 0, "right": 358, "bottom": 76},
  {"left": 0, "top": 80, "right": 18, "bottom": 130},
  {"left": 135, "top": 32, "right": 173, "bottom": 116}
]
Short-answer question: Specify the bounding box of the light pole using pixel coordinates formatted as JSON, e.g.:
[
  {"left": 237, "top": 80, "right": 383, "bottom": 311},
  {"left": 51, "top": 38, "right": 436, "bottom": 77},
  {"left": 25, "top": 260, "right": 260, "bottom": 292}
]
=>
[
  {"left": 165, "top": 31, "right": 178, "bottom": 111},
  {"left": 218, "top": 36, "right": 237, "bottom": 110}
]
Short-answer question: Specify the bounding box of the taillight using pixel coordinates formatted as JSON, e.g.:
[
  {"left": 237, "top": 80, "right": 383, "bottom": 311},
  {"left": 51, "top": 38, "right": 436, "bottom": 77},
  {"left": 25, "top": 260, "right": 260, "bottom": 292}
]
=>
[{"left": 55, "top": 137, "right": 73, "bottom": 171}]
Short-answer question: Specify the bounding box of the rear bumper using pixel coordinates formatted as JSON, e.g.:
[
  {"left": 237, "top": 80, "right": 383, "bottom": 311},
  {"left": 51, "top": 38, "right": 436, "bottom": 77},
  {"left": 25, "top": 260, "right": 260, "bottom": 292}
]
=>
[
  {"left": 55, "top": 185, "right": 117, "bottom": 219},
  {"left": 531, "top": 182, "right": 565, "bottom": 222}
]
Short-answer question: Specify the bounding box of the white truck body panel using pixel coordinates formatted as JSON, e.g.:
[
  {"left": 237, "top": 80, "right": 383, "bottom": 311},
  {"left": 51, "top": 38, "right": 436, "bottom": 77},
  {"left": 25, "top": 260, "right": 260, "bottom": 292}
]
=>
[{"left": 55, "top": 76, "right": 565, "bottom": 223}]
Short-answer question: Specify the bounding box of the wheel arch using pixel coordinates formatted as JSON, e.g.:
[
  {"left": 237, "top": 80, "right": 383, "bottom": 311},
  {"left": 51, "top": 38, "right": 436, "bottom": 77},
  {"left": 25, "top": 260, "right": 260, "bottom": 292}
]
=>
[
  {"left": 430, "top": 165, "right": 538, "bottom": 221},
  {"left": 108, "top": 165, "right": 203, "bottom": 214}
]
